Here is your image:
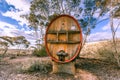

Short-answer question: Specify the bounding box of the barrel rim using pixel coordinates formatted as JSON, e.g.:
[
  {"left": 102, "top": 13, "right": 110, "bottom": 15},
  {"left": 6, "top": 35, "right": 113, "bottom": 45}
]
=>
[{"left": 45, "top": 14, "right": 83, "bottom": 63}]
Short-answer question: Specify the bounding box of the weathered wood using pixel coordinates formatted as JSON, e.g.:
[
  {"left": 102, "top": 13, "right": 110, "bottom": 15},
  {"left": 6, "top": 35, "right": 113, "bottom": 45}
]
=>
[
  {"left": 45, "top": 15, "right": 82, "bottom": 63},
  {"left": 52, "top": 61, "right": 76, "bottom": 75},
  {"left": 47, "top": 41, "right": 81, "bottom": 44},
  {"left": 47, "top": 30, "right": 80, "bottom": 34},
  {"left": 45, "top": 14, "right": 82, "bottom": 75}
]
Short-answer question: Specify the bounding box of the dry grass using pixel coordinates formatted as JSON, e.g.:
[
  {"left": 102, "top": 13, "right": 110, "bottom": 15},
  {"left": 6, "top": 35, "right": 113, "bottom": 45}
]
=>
[
  {"left": 1, "top": 56, "right": 120, "bottom": 80},
  {"left": 80, "top": 40, "right": 120, "bottom": 62},
  {"left": 76, "top": 58, "right": 120, "bottom": 80},
  {"left": 0, "top": 40, "right": 120, "bottom": 80}
]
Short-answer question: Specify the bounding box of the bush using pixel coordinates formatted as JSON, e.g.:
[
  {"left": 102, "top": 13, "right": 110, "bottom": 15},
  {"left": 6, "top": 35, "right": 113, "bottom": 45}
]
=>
[
  {"left": 27, "top": 61, "right": 52, "bottom": 73},
  {"left": 10, "top": 55, "right": 16, "bottom": 59},
  {"left": 97, "top": 42, "right": 116, "bottom": 63},
  {"left": 32, "top": 47, "right": 48, "bottom": 57},
  {"left": 98, "top": 47, "right": 116, "bottom": 62}
]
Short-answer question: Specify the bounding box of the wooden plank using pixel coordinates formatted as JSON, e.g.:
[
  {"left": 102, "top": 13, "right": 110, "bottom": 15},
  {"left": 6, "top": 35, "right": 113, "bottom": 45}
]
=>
[
  {"left": 47, "top": 30, "right": 80, "bottom": 34},
  {"left": 45, "top": 15, "right": 82, "bottom": 63},
  {"left": 47, "top": 41, "right": 81, "bottom": 44}
]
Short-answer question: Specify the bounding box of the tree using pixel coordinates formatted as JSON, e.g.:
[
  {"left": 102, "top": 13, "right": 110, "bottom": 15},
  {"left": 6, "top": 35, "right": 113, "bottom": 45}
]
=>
[
  {"left": 0, "top": 41, "right": 8, "bottom": 57},
  {"left": 0, "top": 36, "right": 30, "bottom": 56},
  {"left": 96, "top": 0, "right": 120, "bottom": 67},
  {"left": 25, "top": 0, "right": 82, "bottom": 48},
  {"left": 109, "top": 0, "right": 120, "bottom": 67},
  {"left": 12, "top": 36, "right": 30, "bottom": 54},
  {"left": 0, "top": 36, "right": 13, "bottom": 57},
  {"left": 0, "top": 36, "right": 13, "bottom": 45},
  {"left": 25, "top": 0, "right": 110, "bottom": 49}
]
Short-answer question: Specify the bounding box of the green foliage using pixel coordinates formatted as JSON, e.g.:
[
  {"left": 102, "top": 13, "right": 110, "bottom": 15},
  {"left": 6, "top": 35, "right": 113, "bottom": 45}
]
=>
[
  {"left": 27, "top": 0, "right": 82, "bottom": 28},
  {"left": 24, "top": 0, "right": 112, "bottom": 41},
  {"left": 32, "top": 47, "right": 47, "bottom": 57},
  {"left": 0, "top": 36, "right": 13, "bottom": 45},
  {"left": 27, "top": 61, "right": 52, "bottom": 73},
  {"left": 0, "top": 36, "right": 30, "bottom": 52},
  {"left": 13, "top": 36, "right": 30, "bottom": 48}
]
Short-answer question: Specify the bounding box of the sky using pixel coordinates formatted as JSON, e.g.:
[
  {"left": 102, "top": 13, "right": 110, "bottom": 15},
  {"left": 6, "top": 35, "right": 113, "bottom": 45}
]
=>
[
  {"left": 0, "top": 0, "right": 120, "bottom": 47},
  {"left": 0, "top": 0, "right": 36, "bottom": 46}
]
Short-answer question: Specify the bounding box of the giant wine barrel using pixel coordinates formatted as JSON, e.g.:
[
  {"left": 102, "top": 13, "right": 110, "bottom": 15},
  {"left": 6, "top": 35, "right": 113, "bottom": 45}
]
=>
[{"left": 45, "top": 15, "right": 82, "bottom": 63}]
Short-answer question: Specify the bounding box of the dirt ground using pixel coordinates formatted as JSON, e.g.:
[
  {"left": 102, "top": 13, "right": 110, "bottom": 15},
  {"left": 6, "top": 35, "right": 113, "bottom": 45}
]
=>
[{"left": 0, "top": 56, "right": 120, "bottom": 80}]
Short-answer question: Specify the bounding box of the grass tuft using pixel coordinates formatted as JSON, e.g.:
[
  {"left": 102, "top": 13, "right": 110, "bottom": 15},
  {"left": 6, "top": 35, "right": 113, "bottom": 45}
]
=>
[
  {"left": 24, "top": 60, "right": 52, "bottom": 73},
  {"left": 32, "top": 47, "right": 48, "bottom": 57}
]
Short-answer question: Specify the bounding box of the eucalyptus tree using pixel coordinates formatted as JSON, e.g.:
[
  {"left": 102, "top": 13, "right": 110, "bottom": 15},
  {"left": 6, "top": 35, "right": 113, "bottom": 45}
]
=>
[
  {"left": 26, "top": 0, "right": 82, "bottom": 48},
  {"left": 106, "top": 0, "right": 120, "bottom": 67},
  {"left": 0, "top": 41, "right": 8, "bottom": 56},
  {"left": 26, "top": 0, "right": 120, "bottom": 67},
  {"left": 12, "top": 36, "right": 30, "bottom": 54},
  {"left": 0, "top": 36, "right": 13, "bottom": 45},
  {"left": 91, "top": 0, "right": 120, "bottom": 67},
  {"left": 0, "top": 36, "right": 13, "bottom": 56},
  {"left": 0, "top": 36, "right": 30, "bottom": 56},
  {"left": 26, "top": 0, "right": 111, "bottom": 45}
]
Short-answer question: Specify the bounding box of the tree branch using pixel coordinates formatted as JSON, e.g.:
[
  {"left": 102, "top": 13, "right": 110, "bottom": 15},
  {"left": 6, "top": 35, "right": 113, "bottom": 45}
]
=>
[{"left": 115, "top": 21, "right": 120, "bottom": 33}]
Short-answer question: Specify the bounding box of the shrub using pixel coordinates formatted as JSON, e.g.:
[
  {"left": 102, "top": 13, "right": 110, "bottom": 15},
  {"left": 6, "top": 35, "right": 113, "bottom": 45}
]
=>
[
  {"left": 9, "top": 55, "right": 16, "bottom": 59},
  {"left": 97, "top": 41, "right": 116, "bottom": 63},
  {"left": 98, "top": 47, "right": 116, "bottom": 62},
  {"left": 27, "top": 61, "right": 52, "bottom": 73},
  {"left": 32, "top": 47, "right": 48, "bottom": 57}
]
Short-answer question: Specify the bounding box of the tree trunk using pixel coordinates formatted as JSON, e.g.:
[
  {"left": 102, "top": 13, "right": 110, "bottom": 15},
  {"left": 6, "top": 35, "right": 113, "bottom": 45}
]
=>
[
  {"left": 2, "top": 47, "right": 8, "bottom": 57},
  {"left": 110, "top": 11, "right": 120, "bottom": 67}
]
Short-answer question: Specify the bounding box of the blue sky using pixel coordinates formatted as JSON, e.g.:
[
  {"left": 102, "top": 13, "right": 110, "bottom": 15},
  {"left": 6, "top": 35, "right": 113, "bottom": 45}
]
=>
[
  {"left": 0, "top": 0, "right": 36, "bottom": 46},
  {"left": 0, "top": 0, "right": 120, "bottom": 47}
]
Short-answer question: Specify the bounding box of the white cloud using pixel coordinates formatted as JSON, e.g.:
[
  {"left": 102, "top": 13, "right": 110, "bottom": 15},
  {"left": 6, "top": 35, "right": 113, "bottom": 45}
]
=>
[
  {"left": 102, "top": 24, "right": 110, "bottom": 31},
  {"left": 0, "top": 21, "right": 36, "bottom": 45},
  {"left": 6, "top": 0, "right": 30, "bottom": 13},
  {"left": 0, "top": 0, "right": 38, "bottom": 47},
  {"left": 102, "top": 19, "right": 120, "bottom": 31},
  {"left": 88, "top": 30, "right": 120, "bottom": 41},
  {"left": 88, "top": 18, "right": 120, "bottom": 41},
  {"left": 0, "top": 21, "right": 17, "bottom": 29},
  {"left": 88, "top": 31, "right": 112, "bottom": 41},
  {"left": 2, "top": 11, "right": 29, "bottom": 26},
  {"left": 2, "top": 0, "right": 31, "bottom": 26},
  {"left": 0, "top": 21, "right": 18, "bottom": 36}
]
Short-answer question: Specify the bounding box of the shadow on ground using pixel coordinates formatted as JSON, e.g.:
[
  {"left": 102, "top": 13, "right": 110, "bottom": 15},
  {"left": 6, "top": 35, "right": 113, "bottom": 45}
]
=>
[{"left": 0, "top": 56, "right": 120, "bottom": 80}]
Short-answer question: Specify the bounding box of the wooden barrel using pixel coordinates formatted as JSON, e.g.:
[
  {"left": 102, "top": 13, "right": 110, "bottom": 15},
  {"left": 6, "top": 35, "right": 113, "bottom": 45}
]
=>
[{"left": 45, "top": 15, "right": 82, "bottom": 63}]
